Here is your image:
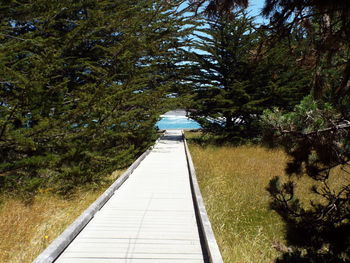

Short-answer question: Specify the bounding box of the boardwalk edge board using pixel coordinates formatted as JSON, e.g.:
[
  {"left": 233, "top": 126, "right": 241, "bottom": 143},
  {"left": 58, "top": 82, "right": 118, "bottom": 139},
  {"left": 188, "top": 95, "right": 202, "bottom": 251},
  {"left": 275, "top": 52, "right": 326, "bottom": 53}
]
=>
[
  {"left": 33, "top": 136, "right": 162, "bottom": 263},
  {"left": 183, "top": 131, "right": 224, "bottom": 263}
]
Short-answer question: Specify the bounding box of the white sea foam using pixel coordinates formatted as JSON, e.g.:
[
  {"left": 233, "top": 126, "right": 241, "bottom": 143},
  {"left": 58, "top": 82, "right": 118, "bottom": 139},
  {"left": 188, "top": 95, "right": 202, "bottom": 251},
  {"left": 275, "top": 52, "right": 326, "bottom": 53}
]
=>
[{"left": 159, "top": 115, "right": 189, "bottom": 119}]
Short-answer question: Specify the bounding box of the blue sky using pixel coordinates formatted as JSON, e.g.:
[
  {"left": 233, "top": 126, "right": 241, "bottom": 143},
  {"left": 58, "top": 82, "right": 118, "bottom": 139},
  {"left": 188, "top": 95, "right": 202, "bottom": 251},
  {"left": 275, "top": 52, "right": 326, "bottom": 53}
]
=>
[
  {"left": 247, "top": 0, "right": 268, "bottom": 24},
  {"left": 248, "top": 0, "right": 265, "bottom": 16},
  {"left": 179, "top": 0, "right": 268, "bottom": 24},
  {"left": 177, "top": 0, "right": 269, "bottom": 55}
]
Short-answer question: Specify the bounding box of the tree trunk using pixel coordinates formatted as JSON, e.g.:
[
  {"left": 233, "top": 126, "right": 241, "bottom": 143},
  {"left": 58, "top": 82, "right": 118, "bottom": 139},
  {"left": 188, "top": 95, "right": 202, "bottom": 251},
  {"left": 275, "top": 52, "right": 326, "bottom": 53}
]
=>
[{"left": 225, "top": 114, "right": 233, "bottom": 129}]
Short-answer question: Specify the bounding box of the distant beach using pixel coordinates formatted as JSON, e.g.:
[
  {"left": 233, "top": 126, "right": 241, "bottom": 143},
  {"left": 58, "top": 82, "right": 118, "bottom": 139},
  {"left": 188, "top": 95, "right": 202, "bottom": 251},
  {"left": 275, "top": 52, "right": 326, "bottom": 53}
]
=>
[{"left": 156, "top": 109, "right": 201, "bottom": 130}]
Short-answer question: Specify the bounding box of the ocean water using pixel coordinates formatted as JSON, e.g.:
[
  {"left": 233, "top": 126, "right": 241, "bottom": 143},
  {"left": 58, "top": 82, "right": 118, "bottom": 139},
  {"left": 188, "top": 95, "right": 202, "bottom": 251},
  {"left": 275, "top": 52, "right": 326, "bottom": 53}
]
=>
[{"left": 156, "top": 116, "right": 201, "bottom": 130}]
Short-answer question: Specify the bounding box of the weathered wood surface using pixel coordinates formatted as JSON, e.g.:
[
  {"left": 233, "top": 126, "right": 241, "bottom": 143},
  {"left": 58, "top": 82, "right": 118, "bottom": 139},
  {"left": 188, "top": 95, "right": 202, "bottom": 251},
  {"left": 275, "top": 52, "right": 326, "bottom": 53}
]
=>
[
  {"left": 54, "top": 130, "right": 207, "bottom": 263},
  {"left": 33, "top": 140, "right": 154, "bottom": 263},
  {"left": 184, "top": 134, "right": 224, "bottom": 263}
]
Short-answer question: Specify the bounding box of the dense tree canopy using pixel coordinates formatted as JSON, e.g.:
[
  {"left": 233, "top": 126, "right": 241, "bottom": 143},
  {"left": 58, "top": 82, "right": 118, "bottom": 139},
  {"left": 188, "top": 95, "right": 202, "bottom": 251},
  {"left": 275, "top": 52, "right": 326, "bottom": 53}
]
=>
[
  {"left": 1, "top": 0, "right": 350, "bottom": 260},
  {"left": 187, "top": 0, "right": 350, "bottom": 262},
  {"left": 186, "top": 12, "right": 261, "bottom": 133},
  {"left": 185, "top": 11, "right": 310, "bottom": 138},
  {"left": 0, "top": 0, "right": 193, "bottom": 195},
  {"left": 189, "top": 0, "right": 248, "bottom": 15},
  {"left": 259, "top": 1, "right": 350, "bottom": 262}
]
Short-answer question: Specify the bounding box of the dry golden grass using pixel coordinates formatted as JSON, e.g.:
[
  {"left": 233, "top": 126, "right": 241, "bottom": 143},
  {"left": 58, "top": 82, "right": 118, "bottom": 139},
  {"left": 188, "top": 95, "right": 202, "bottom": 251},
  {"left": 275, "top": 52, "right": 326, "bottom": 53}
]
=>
[
  {"left": 186, "top": 132, "right": 349, "bottom": 263},
  {"left": 0, "top": 170, "right": 122, "bottom": 263},
  {"left": 188, "top": 142, "right": 286, "bottom": 263}
]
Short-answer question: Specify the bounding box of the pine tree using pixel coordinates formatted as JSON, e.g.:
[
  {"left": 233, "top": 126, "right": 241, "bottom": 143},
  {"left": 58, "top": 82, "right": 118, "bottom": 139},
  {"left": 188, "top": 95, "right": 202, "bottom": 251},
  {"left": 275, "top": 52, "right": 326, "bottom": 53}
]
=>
[
  {"left": 260, "top": 1, "right": 350, "bottom": 262},
  {"left": 185, "top": 0, "right": 350, "bottom": 261},
  {"left": 185, "top": 11, "right": 310, "bottom": 137},
  {"left": 0, "top": 0, "right": 193, "bottom": 195},
  {"left": 185, "top": 12, "right": 259, "bottom": 134}
]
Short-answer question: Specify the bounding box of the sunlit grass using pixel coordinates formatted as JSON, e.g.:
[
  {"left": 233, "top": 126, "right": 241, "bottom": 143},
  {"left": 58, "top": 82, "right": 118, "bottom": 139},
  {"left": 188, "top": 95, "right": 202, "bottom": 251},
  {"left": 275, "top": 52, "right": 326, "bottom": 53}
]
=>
[
  {"left": 1, "top": 131, "right": 345, "bottom": 263},
  {"left": 189, "top": 144, "right": 285, "bottom": 262},
  {"left": 0, "top": 170, "right": 122, "bottom": 263},
  {"left": 186, "top": 131, "right": 348, "bottom": 263},
  {"left": 185, "top": 132, "right": 290, "bottom": 262}
]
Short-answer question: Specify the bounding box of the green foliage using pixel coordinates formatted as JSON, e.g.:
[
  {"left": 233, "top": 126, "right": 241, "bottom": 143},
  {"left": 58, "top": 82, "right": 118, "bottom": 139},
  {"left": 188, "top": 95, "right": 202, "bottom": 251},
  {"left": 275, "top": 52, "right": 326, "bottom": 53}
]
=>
[
  {"left": 185, "top": 11, "right": 311, "bottom": 138},
  {"left": 0, "top": 0, "right": 192, "bottom": 195},
  {"left": 186, "top": 12, "right": 262, "bottom": 135},
  {"left": 262, "top": 95, "right": 338, "bottom": 137},
  {"left": 262, "top": 96, "right": 350, "bottom": 262},
  {"left": 262, "top": 0, "right": 350, "bottom": 99},
  {"left": 260, "top": 0, "right": 350, "bottom": 261},
  {"left": 189, "top": 1, "right": 350, "bottom": 262}
]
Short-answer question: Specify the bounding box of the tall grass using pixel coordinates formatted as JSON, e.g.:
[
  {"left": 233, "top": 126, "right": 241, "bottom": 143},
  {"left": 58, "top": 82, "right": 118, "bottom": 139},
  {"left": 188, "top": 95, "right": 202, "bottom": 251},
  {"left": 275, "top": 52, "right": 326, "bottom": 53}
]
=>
[
  {"left": 186, "top": 133, "right": 289, "bottom": 263},
  {"left": 187, "top": 132, "right": 347, "bottom": 263},
  {"left": 0, "top": 170, "right": 122, "bottom": 263}
]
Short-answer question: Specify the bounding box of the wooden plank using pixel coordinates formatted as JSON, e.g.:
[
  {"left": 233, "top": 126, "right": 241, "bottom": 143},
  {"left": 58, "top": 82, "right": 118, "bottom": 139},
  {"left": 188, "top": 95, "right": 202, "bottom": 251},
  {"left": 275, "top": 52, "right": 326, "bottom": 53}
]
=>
[
  {"left": 52, "top": 130, "right": 206, "bottom": 263},
  {"left": 33, "top": 138, "right": 158, "bottom": 263},
  {"left": 56, "top": 258, "right": 205, "bottom": 263},
  {"left": 59, "top": 252, "right": 204, "bottom": 259},
  {"left": 183, "top": 133, "right": 224, "bottom": 263}
]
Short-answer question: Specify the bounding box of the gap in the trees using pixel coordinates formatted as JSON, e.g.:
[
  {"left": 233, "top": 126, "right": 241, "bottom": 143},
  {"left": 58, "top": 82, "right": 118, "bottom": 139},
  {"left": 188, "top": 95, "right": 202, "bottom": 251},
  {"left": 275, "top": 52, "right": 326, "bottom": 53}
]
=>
[{"left": 156, "top": 109, "right": 201, "bottom": 130}]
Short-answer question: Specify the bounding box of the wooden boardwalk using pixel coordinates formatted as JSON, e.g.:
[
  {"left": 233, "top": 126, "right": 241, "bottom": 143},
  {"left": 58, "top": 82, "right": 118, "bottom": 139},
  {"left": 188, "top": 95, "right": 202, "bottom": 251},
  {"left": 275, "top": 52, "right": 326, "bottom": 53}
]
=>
[{"left": 54, "top": 130, "right": 207, "bottom": 263}]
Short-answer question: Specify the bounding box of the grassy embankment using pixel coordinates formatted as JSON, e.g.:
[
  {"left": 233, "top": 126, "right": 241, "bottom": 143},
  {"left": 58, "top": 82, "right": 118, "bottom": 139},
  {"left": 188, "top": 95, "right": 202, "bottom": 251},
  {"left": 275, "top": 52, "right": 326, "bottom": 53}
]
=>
[
  {"left": 0, "top": 170, "right": 122, "bottom": 263},
  {"left": 186, "top": 131, "right": 339, "bottom": 263}
]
